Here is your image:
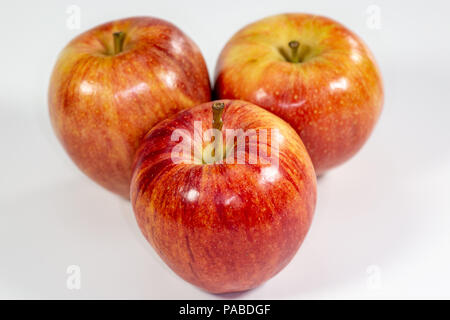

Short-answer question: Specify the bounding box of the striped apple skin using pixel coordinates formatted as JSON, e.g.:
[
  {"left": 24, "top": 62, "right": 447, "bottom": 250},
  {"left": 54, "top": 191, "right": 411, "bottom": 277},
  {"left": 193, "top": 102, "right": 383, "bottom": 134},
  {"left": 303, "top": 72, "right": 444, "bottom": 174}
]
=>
[
  {"left": 131, "top": 100, "right": 316, "bottom": 293},
  {"left": 214, "top": 13, "right": 383, "bottom": 175},
  {"left": 49, "top": 17, "right": 211, "bottom": 198}
]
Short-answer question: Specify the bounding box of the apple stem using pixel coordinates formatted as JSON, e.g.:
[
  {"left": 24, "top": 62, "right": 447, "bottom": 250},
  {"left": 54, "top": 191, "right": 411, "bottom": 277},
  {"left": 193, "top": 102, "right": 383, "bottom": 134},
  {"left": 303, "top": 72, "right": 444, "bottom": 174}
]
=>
[
  {"left": 289, "top": 41, "right": 300, "bottom": 63},
  {"left": 211, "top": 102, "right": 225, "bottom": 159},
  {"left": 212, "top": 102, "right": 225, "bottom": 132},
  {"left": 113, "top": 31, "right": 126, "bottom": 55}
]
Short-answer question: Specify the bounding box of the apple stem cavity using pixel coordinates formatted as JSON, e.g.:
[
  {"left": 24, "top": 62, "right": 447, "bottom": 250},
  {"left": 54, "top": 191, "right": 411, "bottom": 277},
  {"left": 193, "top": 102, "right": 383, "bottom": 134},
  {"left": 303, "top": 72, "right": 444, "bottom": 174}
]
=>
[
  {"left": 279, "top": 40, "right": 310, "bottom": 63},
  {"left": 113, "top": 31, "right": 126, "bottom": 55}
]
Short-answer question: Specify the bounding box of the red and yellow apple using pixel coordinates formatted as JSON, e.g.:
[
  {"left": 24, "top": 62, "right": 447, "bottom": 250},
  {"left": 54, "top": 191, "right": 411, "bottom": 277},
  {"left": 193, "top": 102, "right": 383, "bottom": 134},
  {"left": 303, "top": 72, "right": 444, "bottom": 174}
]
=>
[
  {"left": 49, "top": 16, "right": 211, "bottom": 198},
  {"left": 214, "top": 13, "right": 383, "bottom": 175},
  {"left": 130, "top": 100, "right": 316, "bottom": 293}
]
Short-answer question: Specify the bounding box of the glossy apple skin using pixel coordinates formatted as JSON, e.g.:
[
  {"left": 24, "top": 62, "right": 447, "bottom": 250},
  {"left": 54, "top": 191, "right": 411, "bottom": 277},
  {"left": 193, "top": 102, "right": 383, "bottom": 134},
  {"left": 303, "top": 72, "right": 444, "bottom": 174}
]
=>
[
  {"left": 49, "top": 17, "right": 211, "bottom": 198},
  {"left": 131, "top": 100, "right": 316, "bottom": 293},
  {"left": 214, "top": 13, "right": 383, "bottom": 175}
]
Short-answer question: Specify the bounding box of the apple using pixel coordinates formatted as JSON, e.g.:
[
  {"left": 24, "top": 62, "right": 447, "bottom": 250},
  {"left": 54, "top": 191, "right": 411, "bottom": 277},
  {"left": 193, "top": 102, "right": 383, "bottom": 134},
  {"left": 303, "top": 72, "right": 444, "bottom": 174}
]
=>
[
  {"left": 130, "top": 100, "right": 317, "bottom": 293},
  {"left": 214, "top": 13, "right": 383, "bottom": 175},
  {"left": 49, "top": 16, "right": 211, "bottom": 198}
]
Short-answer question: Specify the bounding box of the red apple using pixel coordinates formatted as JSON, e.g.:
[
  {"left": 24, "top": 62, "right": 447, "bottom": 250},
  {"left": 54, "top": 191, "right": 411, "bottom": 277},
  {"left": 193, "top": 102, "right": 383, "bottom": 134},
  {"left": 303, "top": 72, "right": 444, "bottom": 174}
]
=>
[
  {"left": 130, "top": 100, "right": 316, "bottom": 293},
  {"left": 214, "top": 13, "right": 383, "bottom": 175},
  {"left": 49, "top": 16, "right": 211, "bottom": 198}
]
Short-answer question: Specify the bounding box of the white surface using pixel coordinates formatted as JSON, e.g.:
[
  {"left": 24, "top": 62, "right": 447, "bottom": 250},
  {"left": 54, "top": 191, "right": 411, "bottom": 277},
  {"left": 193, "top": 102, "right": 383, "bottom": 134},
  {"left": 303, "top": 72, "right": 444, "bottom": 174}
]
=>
[{"left": 1, "top": 0, "right": 450, "bottom": 299}]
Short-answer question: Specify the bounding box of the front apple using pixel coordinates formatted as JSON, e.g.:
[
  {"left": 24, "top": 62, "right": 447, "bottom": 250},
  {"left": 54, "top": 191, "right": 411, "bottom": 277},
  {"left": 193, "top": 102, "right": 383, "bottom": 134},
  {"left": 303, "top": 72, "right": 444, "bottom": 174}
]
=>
[
  {"left": 131, "top": 100, "right": 316, "bottom": 293},
  {"left": 214, "top": 13, "right": 383, "bottom": 175},
  {"left": 49, "top": 17, "right": 211, "bottom": 198}
]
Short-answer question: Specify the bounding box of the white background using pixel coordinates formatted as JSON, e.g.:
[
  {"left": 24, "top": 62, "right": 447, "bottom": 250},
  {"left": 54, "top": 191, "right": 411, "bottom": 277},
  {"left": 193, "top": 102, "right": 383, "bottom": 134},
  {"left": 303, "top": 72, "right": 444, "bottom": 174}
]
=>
[{"left": 1, "top": 0, "right": 449, "bottom": 299}]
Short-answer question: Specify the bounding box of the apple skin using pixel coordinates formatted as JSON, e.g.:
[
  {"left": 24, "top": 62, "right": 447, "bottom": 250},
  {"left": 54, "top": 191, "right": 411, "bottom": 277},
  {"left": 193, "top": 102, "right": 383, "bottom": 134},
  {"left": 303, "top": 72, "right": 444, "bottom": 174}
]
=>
[
  {"left": 49, "top": 17, "right": 211, "bottom": 198},
  {"left": 214, "top": 13, "right": 383, "bottom": 175},
  {"left": 130, "top": 100, "right": 316, "bottom": 293}
]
